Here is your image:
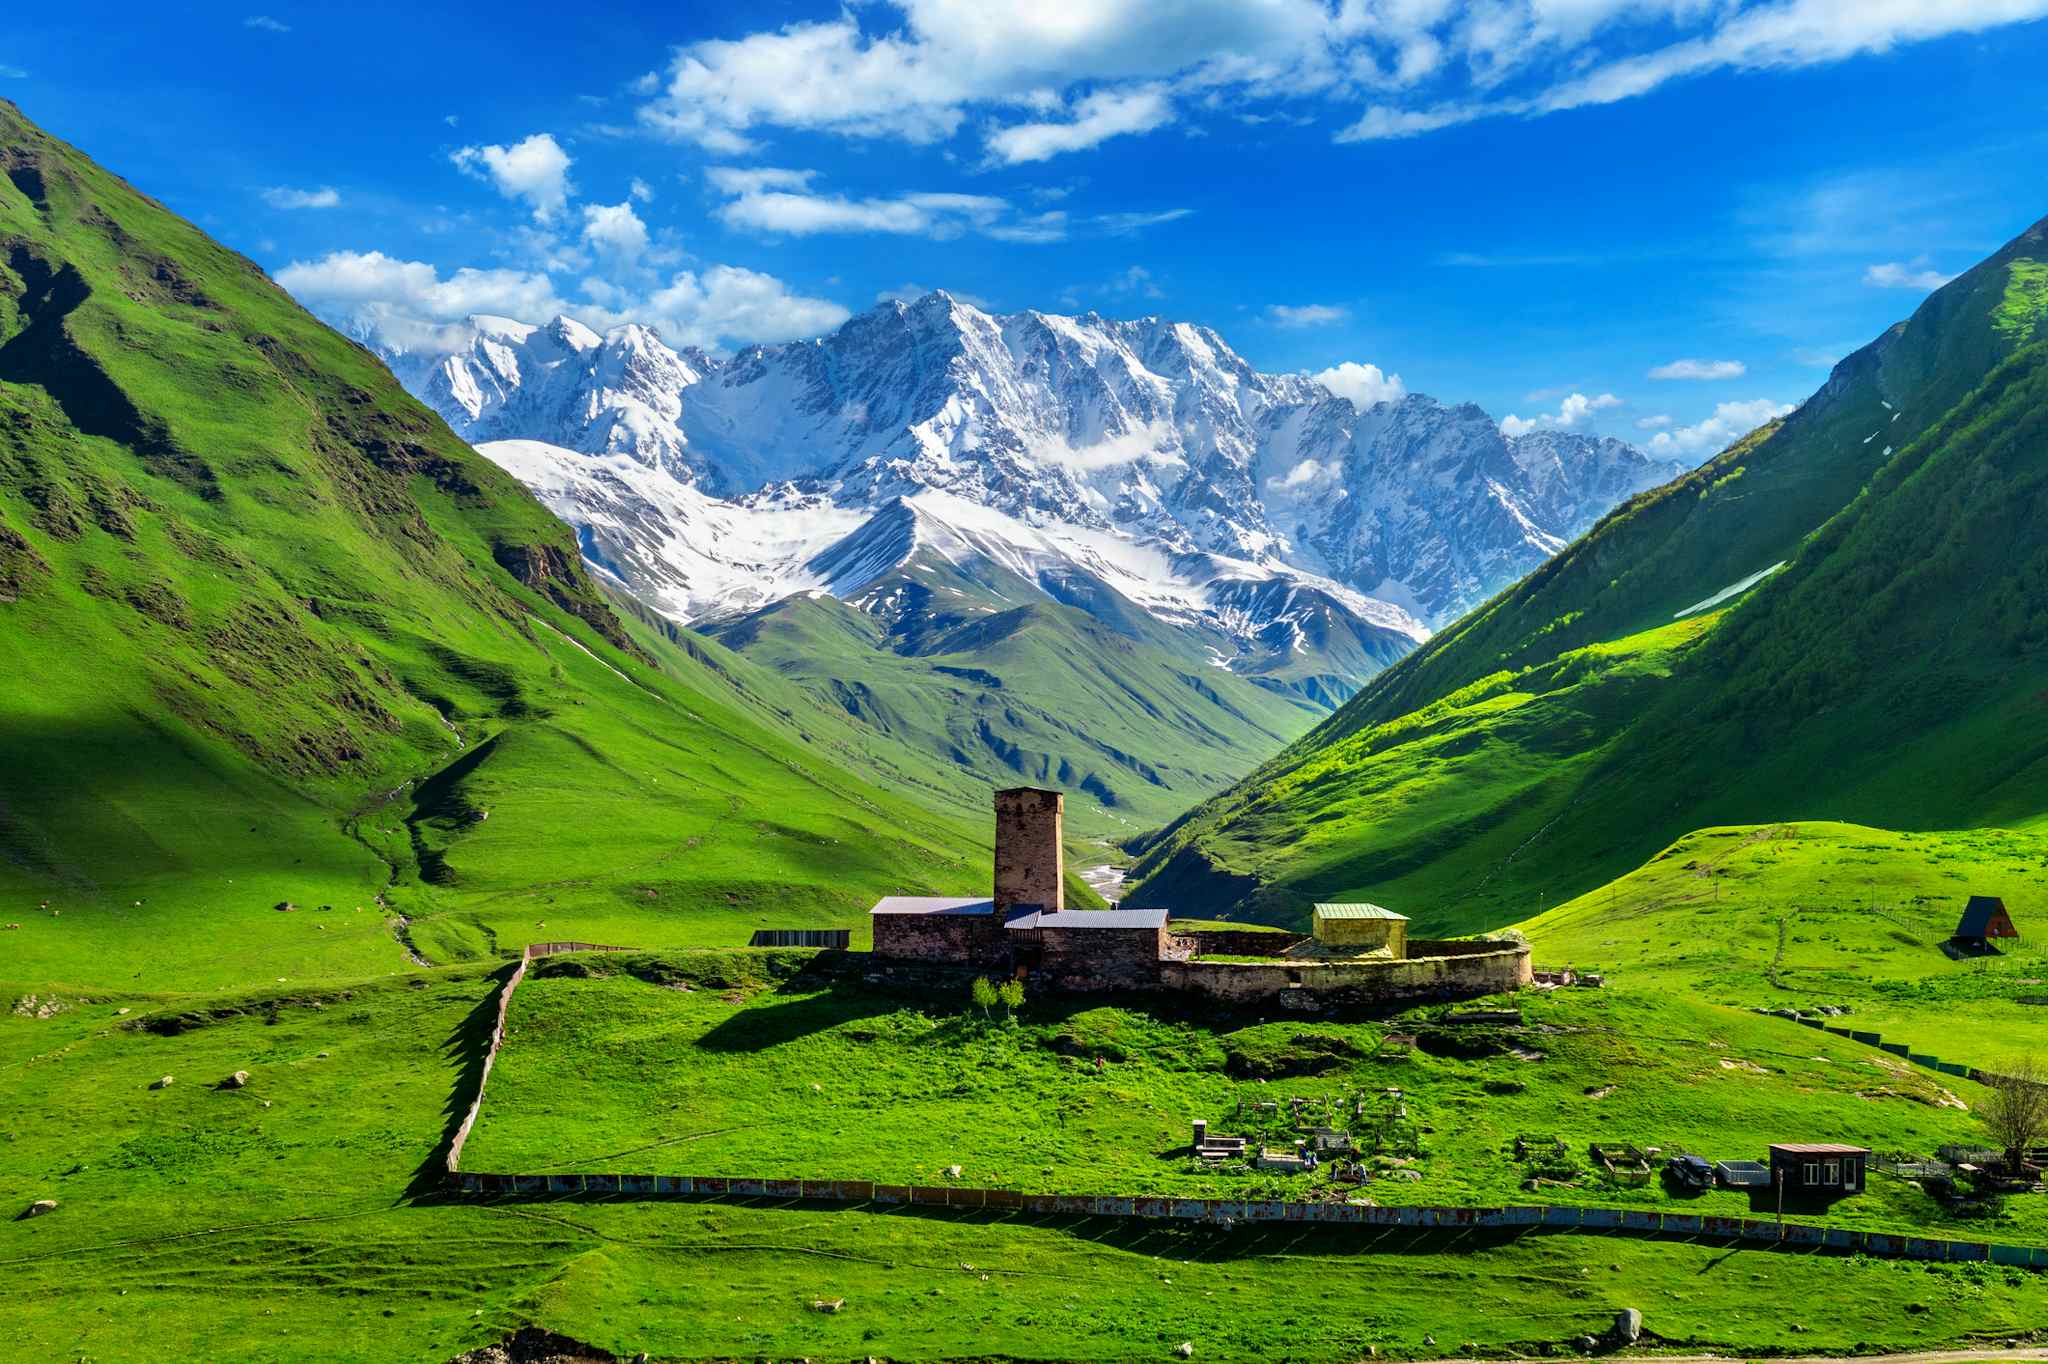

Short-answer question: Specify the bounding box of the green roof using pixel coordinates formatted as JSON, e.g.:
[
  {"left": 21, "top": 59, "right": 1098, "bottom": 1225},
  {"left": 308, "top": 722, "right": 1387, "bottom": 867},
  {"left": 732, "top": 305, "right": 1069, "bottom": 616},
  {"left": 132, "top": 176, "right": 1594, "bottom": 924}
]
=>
[{"left": 1313, "top": 903, "right": 1409, "bottom": 921}]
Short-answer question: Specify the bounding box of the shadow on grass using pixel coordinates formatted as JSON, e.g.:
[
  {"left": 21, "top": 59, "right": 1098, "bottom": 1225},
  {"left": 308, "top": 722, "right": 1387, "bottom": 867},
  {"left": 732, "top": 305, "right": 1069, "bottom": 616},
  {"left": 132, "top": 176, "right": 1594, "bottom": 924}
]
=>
[
  {"left": 408, "top": 959, "right": 519, "bottom": 1198},
  {"left": 692, "top": 967, "right": 1443, "bottom": 1056}
]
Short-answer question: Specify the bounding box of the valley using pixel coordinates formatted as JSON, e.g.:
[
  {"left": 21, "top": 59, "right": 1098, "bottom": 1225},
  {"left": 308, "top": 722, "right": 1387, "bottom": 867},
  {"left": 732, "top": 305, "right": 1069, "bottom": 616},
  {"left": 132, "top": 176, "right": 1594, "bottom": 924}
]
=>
[
  {"left": 4, "top": 15, "right": 2048, "bottom": 1358},
  {"left": 353, "top": 292, "right": 1682, "bottom": 837}
]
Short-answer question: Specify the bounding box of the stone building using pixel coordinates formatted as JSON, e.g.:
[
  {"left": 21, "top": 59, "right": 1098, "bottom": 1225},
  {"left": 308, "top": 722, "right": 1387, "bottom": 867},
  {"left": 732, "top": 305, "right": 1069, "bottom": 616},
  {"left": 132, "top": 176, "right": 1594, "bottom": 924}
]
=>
[
  {"left": 868, "top": 787, "right": 1529, "bottom": 1002},
  {"left": 1312, "top": 903, "right": 1408, "bottom": 955}
]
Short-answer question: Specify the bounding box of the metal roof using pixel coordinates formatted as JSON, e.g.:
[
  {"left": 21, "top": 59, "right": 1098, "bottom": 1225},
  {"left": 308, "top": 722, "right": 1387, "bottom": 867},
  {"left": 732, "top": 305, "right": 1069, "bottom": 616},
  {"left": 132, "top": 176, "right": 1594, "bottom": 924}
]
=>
[
  {"left": 1768, "top": 1143, "right": 1871, "bottom": 1155},
  {"left": 1956, "top": 895, "right": 2013, "bottom": 937},
  {"left": 1007, "top": 907, "right": 1169, "bottom": 931},
  {"left": 1313, "top": 903, "right": 1409, "bottom": 921},
  {"left": 869, "top": 896, "right": 996, "bottom": 917}
]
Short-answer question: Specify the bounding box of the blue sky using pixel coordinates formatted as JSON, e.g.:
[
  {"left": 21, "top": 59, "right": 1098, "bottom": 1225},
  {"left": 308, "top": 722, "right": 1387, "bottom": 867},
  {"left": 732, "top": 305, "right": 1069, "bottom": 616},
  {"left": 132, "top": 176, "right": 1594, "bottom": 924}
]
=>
[{"left": 9, "top": 1, "right": 2048, "bottom": 455}]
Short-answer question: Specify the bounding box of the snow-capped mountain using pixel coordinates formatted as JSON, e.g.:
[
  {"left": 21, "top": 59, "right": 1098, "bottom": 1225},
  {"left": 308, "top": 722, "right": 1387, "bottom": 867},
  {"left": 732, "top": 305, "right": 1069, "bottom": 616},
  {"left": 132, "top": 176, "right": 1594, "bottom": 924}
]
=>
[
  {"left": 380, "top": 314, "right": 712, "bottom": 480},
  {"left": 482, "top": 439, "right": 1420, "bottom": 689},
  {"left": 369, "top": 292, "right": 1684, "bottom": 685}
]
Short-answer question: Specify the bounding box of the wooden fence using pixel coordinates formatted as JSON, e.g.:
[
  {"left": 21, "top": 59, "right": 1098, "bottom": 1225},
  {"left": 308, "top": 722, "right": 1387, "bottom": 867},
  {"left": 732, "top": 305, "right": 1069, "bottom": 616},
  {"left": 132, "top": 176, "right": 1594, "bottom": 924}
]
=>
[{"left": 1777, "top": 1014, "right": 2043, "bottom": 1090}]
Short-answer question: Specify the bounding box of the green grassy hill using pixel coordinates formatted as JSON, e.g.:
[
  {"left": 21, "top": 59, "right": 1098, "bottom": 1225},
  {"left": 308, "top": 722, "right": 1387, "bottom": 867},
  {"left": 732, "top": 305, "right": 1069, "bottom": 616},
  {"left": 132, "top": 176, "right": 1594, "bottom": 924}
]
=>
[
  {"left": 1129, "top": 211, "right": 2048, "bottom": 930},
  {"left": 0, "top": 98, "right": 999, "bottom": 991},
  {"left": 6, "top": 99, "right": 2048, "bottom": 1364},
  {"left": 705, "top": 547, "right": 1334, "bottom": 843},
  {"left": 1523, "top": 821, "right": 2048, "bottom": 1071}
]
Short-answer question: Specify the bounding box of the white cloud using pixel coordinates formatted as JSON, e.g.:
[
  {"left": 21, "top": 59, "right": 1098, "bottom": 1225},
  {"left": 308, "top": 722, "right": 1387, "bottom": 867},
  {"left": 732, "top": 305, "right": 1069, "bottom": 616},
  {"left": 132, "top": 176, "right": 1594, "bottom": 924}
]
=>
[
  {"left": 1313, "top": 361, "right": 1406, "bottom": 409},
  {"left": 628, "top": 2, "right": 2048, "bottom": 171},
  {"left": 0, "top": 64, "right": 27, "bottom": 79},
  {"left": 628, "top": 177, "right": 655, "bottom": 203},
  {"left": 1095, "top": 208, "right": 1195, "bottom": 236},
  {"left": 452, "top": 132, "right": 575, "bottom": 224},
  {"left": 1332, "top": 2, "right": 2048, "bottom": 143},
  {"left": 261, "top": 185, "right": 340, "bottom": 210},
  {"left": 244, "top": 15, "right": 290, "bottom": 33},
  {"left": 707, "top": 166, "right": 1062, "bottom": 241},
  {"left": 636, "top": 2, "right": 1329, "bottom": 159},
  {"left": 580, "top": 201, "right": 649, "bottom": 264},
  {"left": 1864, "top": 260, "right": 1957, "bottom": 290},
  {"left": 984, "top": 85, "right": 1174, "bottom": 164},
  {"left": 1030, "top": 418, "right": 1184, "bottom": 473},
  {"left": 1500, "top": 391, "right": 1622, "bottom": 437},
  {"left": 1648, "top": 358, "right": 1746, "bottom": 381},
  {"left": 1267, "top": 458, "right": 1340, "bottom": 492},
  {"left": 276, "top": 251, "right": 568, "bottom": 351},
  {"left": 1107, "top": 265, "right": 1164, "bottom": 299},
  {"left": 276, "top": 249, "right": 847, "bottom": 353},
  {"left": 642, "top": 265, "right": 851, "bottom": 348},
  {"left": 1267, "top": 303, "right": 1348, "bottom": 328},
  {"left": 1647, "top": 397, "right": 1796, "bottom": 459},
  {"left": 1635, "top": 414, "right": 1674, "bottom": 430}
]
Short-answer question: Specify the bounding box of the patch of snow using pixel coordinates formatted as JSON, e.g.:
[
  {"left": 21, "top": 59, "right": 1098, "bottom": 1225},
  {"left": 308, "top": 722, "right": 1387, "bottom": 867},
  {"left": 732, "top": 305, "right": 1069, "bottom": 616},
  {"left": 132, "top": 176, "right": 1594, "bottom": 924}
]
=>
[{"left": 1673, "top": 561, "right": 1787, "bottom": 619}]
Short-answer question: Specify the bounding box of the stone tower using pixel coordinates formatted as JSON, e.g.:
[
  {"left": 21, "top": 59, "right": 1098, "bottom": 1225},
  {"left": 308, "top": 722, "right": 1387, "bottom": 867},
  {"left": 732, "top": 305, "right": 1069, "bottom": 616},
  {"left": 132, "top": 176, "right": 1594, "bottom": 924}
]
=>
[{"left": 993, "top": 787, "right": 1063, "bottom": 918}]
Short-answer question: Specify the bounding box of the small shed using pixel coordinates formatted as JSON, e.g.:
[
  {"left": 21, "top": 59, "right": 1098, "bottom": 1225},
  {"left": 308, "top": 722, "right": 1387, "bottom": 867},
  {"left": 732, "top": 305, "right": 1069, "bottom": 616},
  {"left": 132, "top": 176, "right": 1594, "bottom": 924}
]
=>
[
  {"left": 1952, "top": 895, "right": 2018, "bottom": 950},
  {"left": 1312, "top": 903, "right": 1409, "bottom": 955},
  {"left": 1768, "top": 1143, "right": 1869, "bottom": 1199}
]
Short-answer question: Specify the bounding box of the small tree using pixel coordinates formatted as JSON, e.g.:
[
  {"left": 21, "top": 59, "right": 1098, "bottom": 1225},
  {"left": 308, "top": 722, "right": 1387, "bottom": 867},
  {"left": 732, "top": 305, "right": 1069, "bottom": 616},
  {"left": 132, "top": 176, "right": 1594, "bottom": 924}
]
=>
[
  {"left": 997, "top": 977, "right": 1026, "bottom": 1020},
  {"left": 1979, "top": 1055, "right": 2048, "bottom": 1174},
  {"left": 970, "top": 976, "right": 999, "bottom": 1019}
]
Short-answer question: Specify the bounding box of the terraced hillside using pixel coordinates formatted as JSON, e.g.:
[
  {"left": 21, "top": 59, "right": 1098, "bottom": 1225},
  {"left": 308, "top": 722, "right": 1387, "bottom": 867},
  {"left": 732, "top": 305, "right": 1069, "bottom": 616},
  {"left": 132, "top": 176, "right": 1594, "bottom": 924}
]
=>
[{"left": 1130, "top": 212, "right": 2048, "bottom": 930}]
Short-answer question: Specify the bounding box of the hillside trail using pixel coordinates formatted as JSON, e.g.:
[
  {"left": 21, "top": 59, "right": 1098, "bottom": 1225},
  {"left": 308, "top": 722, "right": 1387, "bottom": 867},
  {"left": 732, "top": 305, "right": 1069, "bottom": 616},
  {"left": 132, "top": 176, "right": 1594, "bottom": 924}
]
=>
[{"left": 1441, "top": 1343, "right": 2048, "bottom": 1351}]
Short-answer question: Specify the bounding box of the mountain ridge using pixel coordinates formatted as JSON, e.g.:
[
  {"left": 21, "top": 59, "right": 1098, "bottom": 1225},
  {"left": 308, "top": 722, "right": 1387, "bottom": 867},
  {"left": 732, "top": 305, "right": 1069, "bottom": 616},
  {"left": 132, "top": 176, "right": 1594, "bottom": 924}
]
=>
[
  {"left": 368, "top": 291, "right": 1688, "bottom": 636},
  {"left": 1127, "top": 209, "right": 2048, "bottom": 928}
]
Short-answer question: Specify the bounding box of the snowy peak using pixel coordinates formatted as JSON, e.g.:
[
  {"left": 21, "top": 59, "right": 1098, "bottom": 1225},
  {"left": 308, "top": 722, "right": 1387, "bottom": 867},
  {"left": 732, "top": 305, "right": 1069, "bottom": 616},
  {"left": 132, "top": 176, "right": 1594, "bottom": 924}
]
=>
[{"left": 371, "top": 294, "right": 1689, "bottom": 677}]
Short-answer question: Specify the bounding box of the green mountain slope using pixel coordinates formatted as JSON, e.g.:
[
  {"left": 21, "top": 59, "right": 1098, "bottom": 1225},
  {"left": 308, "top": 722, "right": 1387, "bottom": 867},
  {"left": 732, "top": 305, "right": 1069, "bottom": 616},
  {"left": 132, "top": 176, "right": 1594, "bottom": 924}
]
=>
[
  {"left": 704, "top": 545, "right": 1333, "bottom": 842},
  {"left": 1131, "top": 213, "right": 2048, "bottom": 930},
  {"left": 0, "top": 100, "right": 992, "bottom": 990}
]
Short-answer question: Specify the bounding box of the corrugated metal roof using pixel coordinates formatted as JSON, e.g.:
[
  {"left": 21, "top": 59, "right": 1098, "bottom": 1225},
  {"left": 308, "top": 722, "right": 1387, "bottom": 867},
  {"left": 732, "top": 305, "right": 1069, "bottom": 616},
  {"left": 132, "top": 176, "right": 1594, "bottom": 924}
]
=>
[
  {"left": 1313, "top": 903, "right": 1409, "bottom": 921},
  {"left": 869, "top": 896, "right": 995, "bottom": 917},
  {"left": 1769, "top": 1143, "right": 1870, "bottom": 1155},
  {"left": 1007, "top": 907, "right": 1169, "bottom": 930}
]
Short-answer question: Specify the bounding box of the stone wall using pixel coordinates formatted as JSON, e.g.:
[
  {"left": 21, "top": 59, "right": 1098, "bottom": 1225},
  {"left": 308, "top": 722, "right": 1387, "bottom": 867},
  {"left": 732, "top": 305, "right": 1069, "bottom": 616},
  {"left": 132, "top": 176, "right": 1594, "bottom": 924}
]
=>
[
  {"left": 994, "top": 788, "right": 1063, "bottom": 916},
  {"left": 1176, "top": 928, "right": 1310, "bottom": 958},
  {"left": 1162, "top": 942, "right": 1530, "bottom": 1005},
  {"left": 1030, "top": 925, "right": 1164, "bottom": 991},
  {"left": 873, "top": 913, "right": 1010, "bottom": 969}
]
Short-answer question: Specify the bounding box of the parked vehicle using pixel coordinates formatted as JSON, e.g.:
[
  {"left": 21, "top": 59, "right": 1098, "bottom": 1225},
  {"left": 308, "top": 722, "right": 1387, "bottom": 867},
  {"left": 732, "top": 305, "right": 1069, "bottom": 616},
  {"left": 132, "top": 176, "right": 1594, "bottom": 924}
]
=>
[{"left": 1665, "top": 1154, "right": 1713, "bottom": 1191}]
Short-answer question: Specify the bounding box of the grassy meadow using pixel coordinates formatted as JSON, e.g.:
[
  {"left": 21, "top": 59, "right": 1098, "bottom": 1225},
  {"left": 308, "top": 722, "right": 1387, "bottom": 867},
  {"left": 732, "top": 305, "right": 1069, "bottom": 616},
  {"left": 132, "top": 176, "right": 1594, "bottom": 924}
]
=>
[
  {"left": 9, "top": 956, "right": 2048, "bottom": 1364},
  {"left": 1524, "top": 822, "right": 2048, "bottom": 1070},
  {"left": 463, "top": 944, "right": 2034, "bottom": 1243}
]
